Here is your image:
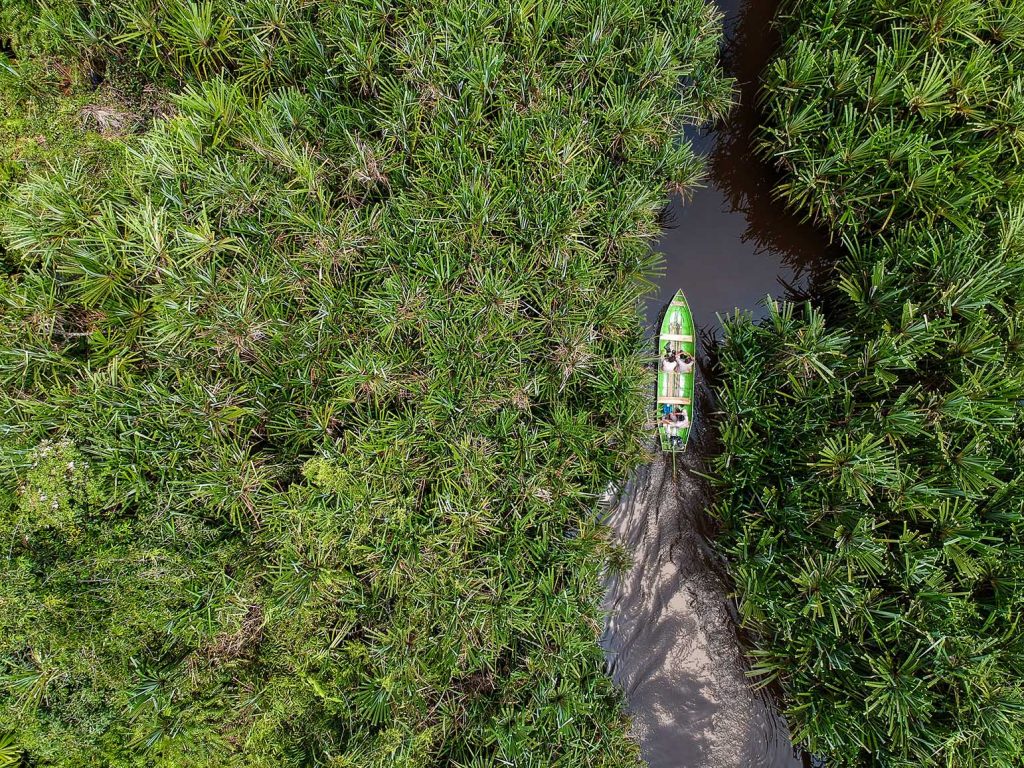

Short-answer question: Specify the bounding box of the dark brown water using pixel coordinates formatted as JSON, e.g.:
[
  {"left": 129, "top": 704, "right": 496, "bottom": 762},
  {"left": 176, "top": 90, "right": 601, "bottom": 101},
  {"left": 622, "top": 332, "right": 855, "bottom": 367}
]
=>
[
  {"left": 643, "top": 0, "right": 837, "bottom": 331},
  {"left": 602, "top": 1, "right": 835, "bottom": 766}
]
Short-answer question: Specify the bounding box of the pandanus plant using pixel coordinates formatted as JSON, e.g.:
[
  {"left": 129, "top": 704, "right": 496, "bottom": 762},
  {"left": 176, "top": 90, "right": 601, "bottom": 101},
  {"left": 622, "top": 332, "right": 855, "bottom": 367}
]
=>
[
  {"left": 759, "top": 0, "right": 1024, "bottom": 237},
  {"left": 0, "top": 733, "right": 20, "bottom": 768},
  {"left": 716, "top": 1, "right": 1024, "bottom": 764},
  {"left": 0, "top": 0, "right": 732, "bottom": 764}
]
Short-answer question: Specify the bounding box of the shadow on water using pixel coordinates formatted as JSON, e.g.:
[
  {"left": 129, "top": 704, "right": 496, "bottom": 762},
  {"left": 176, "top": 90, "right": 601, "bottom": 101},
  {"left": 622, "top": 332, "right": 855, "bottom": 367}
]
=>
[
  {"left": 643, "top": 0, "right": 840, "bottom": 333},
  {"left": 604, "top": 0, "right": 838, "bottom": 766}
]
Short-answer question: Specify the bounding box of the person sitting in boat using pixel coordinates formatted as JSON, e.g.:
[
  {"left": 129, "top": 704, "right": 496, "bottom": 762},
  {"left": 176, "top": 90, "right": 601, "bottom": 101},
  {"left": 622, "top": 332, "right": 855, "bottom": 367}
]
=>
[
  {"left": 665, "top": 408, "right": 688, "bottom": 447},
  {"left": 673, "top": 405, "right": 690, "bottom": 429},
  {"left": 662, "top": 346, "right": 677, "bottom": 371},
  {"left": 663, "top": 406, "right": 688, "bottom": 436},
  {"left": 676, "top": 352, "right": 694, "bottom": 374}
]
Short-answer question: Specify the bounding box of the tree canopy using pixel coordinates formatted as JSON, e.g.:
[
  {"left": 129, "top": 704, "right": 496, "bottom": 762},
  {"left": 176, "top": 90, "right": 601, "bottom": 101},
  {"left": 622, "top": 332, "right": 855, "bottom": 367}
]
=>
[{"left": 760, "top": 0, "right": 1024, "bottom": 235}]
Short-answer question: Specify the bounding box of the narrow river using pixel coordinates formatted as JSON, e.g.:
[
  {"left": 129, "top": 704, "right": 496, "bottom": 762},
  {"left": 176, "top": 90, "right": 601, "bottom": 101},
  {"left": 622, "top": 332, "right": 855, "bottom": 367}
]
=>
[{"left": 600, "top": 1, "right": 836, "bottom": 766}]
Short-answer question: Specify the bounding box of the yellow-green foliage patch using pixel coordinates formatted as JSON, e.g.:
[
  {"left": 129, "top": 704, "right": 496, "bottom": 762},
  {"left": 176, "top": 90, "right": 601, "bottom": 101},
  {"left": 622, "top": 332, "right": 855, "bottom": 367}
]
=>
[{"left": 0, "top": 1, "right": 730, "bottom": 765}]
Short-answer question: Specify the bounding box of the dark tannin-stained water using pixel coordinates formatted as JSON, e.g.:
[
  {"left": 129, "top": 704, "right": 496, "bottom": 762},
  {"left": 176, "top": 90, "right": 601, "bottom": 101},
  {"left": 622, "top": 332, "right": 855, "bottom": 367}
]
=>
[
  {"left": 602, "top": 1, "right": 835, "bottom": 766},
  {"left": 644, "top": 0, "right": 837, "bottom": 331}
]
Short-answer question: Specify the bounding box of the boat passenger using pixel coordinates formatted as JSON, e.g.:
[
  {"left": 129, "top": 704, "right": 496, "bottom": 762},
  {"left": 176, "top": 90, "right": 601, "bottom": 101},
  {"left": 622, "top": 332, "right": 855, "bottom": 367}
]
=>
[
  {"left": 663, "top": 406, "right": 687, "bottom": 436},
  {"left": 673, "top": 406, "right": 690, "bottom": 429},
  {"left": 662, "top": 347, "right": 677, "bottom": 372},
  {"left": 676, "top": 352, "right": 694, "bottom": 374}
]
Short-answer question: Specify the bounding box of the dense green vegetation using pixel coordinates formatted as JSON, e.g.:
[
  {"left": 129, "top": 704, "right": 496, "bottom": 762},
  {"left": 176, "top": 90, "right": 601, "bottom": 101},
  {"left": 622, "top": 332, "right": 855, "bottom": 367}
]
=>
[
  {"left": 1, "top": 0, "right": 76, "bottom": 55},
  {"left": 0, "top": 0, "right": 729, "bottom": 764},
  {"left": 0, "top": 44, "right": 118, "bottom": 226},
  {"left": 761, "top": 0, "right": 1024, "bottom": 236},
  {"left": 715, "top": 1, "right": 1024, "bottom": 766}
]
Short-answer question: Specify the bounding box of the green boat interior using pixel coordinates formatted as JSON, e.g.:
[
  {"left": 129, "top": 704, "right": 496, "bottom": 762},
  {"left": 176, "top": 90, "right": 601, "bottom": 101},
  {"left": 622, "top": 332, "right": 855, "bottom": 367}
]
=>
[{"left": 657, "top": 290, "right": 696, "bottom": 452}]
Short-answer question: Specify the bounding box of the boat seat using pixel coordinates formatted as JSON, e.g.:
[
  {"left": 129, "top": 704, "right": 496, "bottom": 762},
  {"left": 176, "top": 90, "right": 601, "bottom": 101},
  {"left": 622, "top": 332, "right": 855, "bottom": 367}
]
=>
[
  {"left": 660, "top": 333, "right": 694, "bottom": 342},
  {"left": 656, "top": 396, "right": 691, "bottom": 405}
]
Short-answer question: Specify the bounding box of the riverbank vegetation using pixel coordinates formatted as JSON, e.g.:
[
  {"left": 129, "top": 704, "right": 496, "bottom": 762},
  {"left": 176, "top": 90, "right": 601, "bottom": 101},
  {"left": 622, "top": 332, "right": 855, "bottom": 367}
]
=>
[
  {"left": 714, "top": 1, "right": 1024, "bottom": 766},
  {"left": 0, "top": 0, "right": 730, "bottom": 764}
]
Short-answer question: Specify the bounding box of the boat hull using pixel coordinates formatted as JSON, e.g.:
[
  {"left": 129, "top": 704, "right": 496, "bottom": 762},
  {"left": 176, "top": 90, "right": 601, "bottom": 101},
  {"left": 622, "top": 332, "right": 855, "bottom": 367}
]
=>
[{"left": 657, "top": 290, "right": 695, "bottom": 452}]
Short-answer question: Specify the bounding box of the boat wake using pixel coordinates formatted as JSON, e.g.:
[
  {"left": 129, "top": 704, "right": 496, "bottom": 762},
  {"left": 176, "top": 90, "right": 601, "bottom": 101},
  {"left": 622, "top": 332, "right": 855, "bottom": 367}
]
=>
[{"left": 600, "top": 450, "right": 804, "bottom": 768}]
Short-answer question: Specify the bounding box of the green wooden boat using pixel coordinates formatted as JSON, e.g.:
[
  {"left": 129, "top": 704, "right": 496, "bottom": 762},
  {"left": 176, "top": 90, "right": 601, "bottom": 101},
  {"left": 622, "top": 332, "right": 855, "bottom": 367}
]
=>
[{"left": 657, "top": 290, "right": 695, "bottom": 452}]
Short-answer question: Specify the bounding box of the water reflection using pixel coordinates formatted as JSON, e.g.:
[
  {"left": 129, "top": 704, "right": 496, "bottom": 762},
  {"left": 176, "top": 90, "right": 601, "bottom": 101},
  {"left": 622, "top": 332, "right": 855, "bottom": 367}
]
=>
[
  {"left": 643, "top": 0, "right": 838, "bottom": 332},
  {"left": 601, "top": 444, "right": 805, "bottom": 767}
]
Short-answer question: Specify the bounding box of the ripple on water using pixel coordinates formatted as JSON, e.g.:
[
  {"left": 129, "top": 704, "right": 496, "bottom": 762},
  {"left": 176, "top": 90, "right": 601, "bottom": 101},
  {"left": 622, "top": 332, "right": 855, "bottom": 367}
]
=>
[{"left": 600, "top": 447, "right": 806, "bottom": 768}]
